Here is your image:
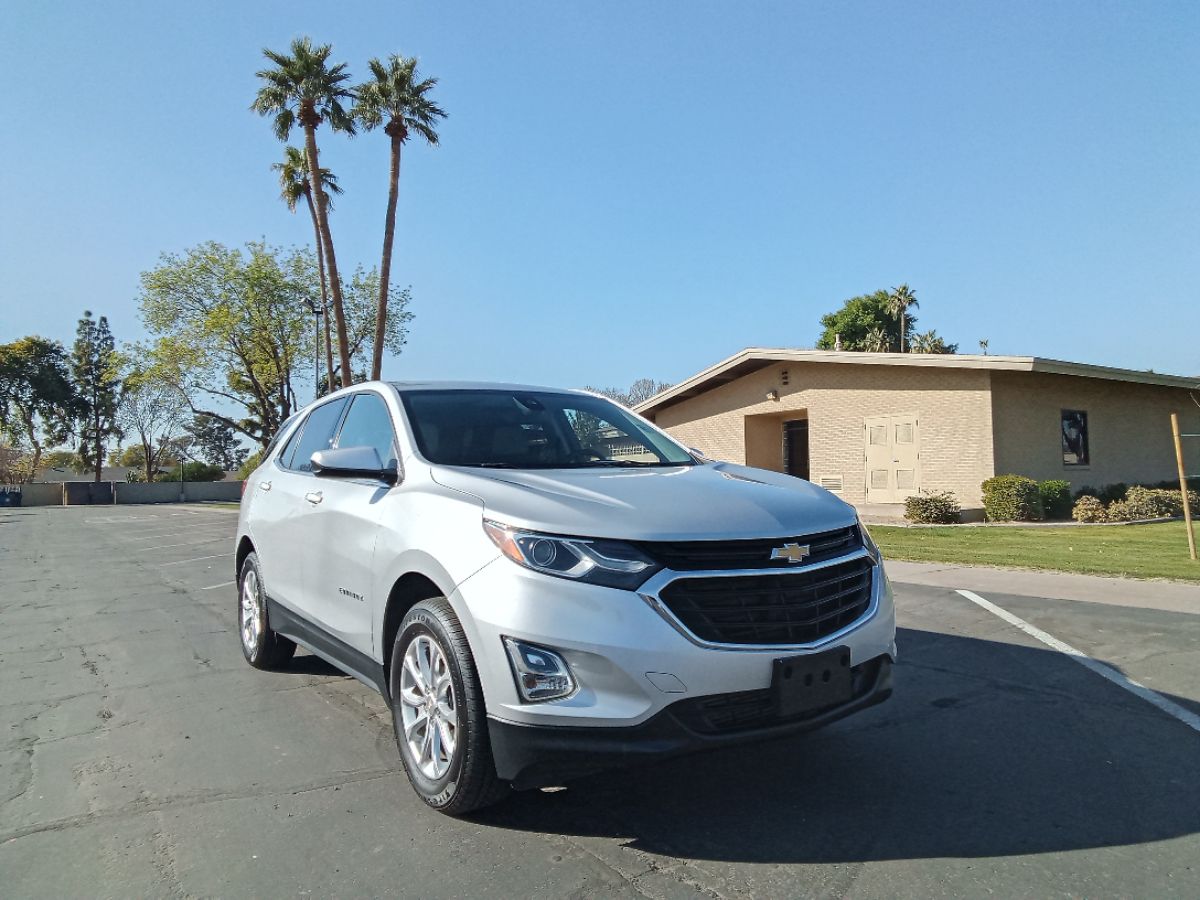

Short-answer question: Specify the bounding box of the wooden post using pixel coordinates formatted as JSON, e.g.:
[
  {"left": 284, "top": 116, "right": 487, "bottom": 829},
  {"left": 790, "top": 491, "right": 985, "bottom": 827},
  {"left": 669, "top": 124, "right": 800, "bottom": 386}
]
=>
[{"left": 1172, "top": 413, "right": 1197, "bottom": 561}]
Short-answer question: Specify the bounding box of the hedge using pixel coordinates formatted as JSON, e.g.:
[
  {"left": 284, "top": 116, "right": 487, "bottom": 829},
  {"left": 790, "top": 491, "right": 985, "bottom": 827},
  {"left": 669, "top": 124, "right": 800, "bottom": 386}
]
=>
[
  {"left": 1039, "top": 480, "right": 1073, "bottom": 520},
  {"left": 981, "top": 475, "right": 1044, "bottom": 522},
  {"left": 904, "top": 490, "right": 962, "bottom": 524}
]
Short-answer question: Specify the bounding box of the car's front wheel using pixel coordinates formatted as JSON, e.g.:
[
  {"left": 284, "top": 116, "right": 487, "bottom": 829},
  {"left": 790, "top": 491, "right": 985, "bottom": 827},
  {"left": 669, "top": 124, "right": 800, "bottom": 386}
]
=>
[
  {"left": 238, "top": 552, "right": 296, "bottom": 669},
  {"left": 390, "top": 598, "right": 508, "bottom": 815}
]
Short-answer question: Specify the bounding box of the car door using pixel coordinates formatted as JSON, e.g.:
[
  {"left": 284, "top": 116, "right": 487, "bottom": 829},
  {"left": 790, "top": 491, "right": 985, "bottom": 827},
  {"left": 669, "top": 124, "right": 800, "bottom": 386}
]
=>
[
  {"left": 255, "top": 397, "right": 349, "bottom": 612},
  {"left": 300, "top": 390, "right": 399, "bottom": 658}
]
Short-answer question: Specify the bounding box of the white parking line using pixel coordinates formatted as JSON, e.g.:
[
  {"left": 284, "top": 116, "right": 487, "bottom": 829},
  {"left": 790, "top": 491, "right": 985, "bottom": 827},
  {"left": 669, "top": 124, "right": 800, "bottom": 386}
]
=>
[
  {"left": 123, "top": 528, "right": 231, "bottom": 542},
  {"left": 140, "top": 537, "right": 230, "bottom": 551},
  {"left": 956, "top": 589, "right": 1200, "bottom": 735},
  {"left": 201, "top": 581, "right": 235, "bottom": 591},
  {"left": 160, "top": 553, "right": 232, "bottom": 567}
]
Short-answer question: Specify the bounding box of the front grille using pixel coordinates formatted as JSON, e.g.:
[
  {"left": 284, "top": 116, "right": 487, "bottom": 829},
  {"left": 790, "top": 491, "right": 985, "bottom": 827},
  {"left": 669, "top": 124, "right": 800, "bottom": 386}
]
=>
[
  {"left": 657, "top": 557, "right": 872, "bottom": 645},
  {"left": 670, "top": 658, "right": 884, "bottom": 735},
  {"left": 633, "top": 525, "right": 861, "bottom": 571}
]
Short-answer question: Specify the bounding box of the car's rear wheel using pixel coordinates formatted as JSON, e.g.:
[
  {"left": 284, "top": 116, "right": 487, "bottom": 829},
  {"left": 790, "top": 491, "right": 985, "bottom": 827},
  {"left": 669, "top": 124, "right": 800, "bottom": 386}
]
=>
[
  {"left": 390, "top": 598, "right": 508, "bottom": 815},
  {"left": 238, "top": 552, "right": 296, "bottom": 669}
]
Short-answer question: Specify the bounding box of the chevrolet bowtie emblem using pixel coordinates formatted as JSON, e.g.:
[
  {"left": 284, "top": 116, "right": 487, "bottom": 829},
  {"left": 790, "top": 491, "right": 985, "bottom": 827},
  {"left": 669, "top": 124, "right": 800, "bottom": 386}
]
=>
[{"left": 770, "top": 543, "right": 811, "bottom": 564}]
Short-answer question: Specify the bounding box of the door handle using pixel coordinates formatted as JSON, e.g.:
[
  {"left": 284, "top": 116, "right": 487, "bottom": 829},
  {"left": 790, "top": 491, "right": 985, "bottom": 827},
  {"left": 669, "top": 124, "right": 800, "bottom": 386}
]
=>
[
  {"left": 259, "top": 481, "right": 272, "bottom": 492},
  {"left": 304, "top": 491, "right": 323, "bottom": 505}
]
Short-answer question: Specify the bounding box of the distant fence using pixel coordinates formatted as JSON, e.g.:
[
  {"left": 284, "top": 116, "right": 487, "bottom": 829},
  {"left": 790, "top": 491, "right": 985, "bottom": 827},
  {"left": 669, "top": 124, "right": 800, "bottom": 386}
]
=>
[
  {"left": 115, "top": 481, "right": 243, "bottom": 504},
  {"left": 2, "top": 481, "right": 243, "bottom": 506}
]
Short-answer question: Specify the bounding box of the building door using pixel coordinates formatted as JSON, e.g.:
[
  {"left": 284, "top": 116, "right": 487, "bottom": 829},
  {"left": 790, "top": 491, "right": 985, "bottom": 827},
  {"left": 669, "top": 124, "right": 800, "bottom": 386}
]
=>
[
  {"left": 783, "top": 419, "right": 810, "bottom": 480},
  {"left": 864, "top": 414, "right": 920, "bottom": 503}
]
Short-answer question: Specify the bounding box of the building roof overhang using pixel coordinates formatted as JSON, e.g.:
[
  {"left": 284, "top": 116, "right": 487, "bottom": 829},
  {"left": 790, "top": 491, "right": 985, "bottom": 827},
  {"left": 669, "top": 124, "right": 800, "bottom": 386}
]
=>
[{"left": 635, "top": 349, "right": 1200, "bottom": 417}]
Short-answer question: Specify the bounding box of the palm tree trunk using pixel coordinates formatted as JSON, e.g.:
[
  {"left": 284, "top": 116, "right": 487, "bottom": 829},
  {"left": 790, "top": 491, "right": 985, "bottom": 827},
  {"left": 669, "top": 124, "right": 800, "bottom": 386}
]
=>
[
  {"left": 899, "top": 311, "right": 906, "bottom": 353},
  {"left": 304, "top": 193, "right": 335, "bottom": 393},
  {"left": 372, "top": 133, "right": 403, "bottom": 381},
  {"left": 303, "top": 126, "right": 353, "bottom": 385}
]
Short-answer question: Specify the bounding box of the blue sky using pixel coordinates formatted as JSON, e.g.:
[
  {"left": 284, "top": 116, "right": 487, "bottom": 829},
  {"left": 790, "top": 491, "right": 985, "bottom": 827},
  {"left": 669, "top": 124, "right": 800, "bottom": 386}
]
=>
[{"left": 4, "top": 1, "right": 1198, "bottom": 390}]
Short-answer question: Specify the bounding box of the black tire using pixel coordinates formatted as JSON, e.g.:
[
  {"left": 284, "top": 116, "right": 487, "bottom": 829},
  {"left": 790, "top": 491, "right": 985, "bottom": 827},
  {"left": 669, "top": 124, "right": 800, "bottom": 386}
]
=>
[
  {"left": 238, "top": 552, "right": 296, "bottom": 669},
  {"left": 389, "top": 598, "right": 509, "bottom": 815}
]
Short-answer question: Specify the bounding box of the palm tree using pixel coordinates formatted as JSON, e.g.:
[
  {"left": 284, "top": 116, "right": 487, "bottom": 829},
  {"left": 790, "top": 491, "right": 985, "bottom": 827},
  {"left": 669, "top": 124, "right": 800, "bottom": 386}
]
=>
[
  {"left": 864, "top": 327, "right": 891, "bottom": 353},
  {"left": 887, "top": 284, "right": 919, "bottom": 352},
  {"left": 253, "top": 37, "right": 357, "bottom": 385},
  {"left": 979, "top": 339, "right": 989, "bottom": 356},
  {"left": 273, "top": 146, "right": 343, "bottom": 393},
  {"left": 354, "top": 55, "right": 446, "bottom": 381}
]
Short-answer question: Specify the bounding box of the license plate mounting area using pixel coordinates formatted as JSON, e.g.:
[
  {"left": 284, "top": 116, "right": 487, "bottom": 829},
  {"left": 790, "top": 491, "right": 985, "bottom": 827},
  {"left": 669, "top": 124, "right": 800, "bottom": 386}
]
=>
[{"left": 772, "top": 646, "right": 853, "bottom": 718}]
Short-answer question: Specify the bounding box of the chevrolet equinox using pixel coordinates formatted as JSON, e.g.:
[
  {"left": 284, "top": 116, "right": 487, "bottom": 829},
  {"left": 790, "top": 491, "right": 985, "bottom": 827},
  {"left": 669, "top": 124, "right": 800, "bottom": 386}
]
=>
[{"left": 236, "top": 382, "right": 896, "bottom": 814}]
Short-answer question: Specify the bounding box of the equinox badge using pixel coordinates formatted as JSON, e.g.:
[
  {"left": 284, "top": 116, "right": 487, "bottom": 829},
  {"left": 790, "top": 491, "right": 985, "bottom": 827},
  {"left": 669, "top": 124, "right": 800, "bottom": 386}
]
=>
[{"left": 770, "top": 543, "right": 811, "bottom": 564}]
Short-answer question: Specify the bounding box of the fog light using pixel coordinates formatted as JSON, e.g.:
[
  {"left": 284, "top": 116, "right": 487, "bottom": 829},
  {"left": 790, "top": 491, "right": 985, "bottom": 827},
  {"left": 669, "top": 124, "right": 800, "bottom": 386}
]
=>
[{"left": 503, "top": 637, "right": 576, "bottom": 702}]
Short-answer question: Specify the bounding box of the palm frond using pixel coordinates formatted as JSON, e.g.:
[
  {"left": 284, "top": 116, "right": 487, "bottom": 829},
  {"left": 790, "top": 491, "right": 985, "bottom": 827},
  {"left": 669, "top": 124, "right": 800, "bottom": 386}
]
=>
[{"left": 350, "top": 54, "right": 446, "bottom": 143}]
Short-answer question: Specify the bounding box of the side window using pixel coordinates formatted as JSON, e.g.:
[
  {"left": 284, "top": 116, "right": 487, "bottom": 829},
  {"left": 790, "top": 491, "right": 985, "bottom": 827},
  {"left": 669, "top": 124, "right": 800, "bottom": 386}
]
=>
[
  {"left": 281, "top": 398, "right": 349, "bottom": 472},
  {"left": 335, "top": 393, "right": 398, "bottom": 466}
]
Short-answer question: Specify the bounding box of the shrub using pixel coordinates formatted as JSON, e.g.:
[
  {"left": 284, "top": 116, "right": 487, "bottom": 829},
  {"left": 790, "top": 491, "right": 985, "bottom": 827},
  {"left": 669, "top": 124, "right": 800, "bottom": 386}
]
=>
[
  {"left": 1039, "top": 480, "right": 1073, "bottom": 520},
  {"left": 904, "top": 490, "right": 962, "bottom": 524},
  {"left": 1106, "top": 486, "right": 1197, "bottom": 522},
  {"left": 982, "top": 475, "right": 1044, "bottom": 522},
  {"left": 1072, "top": 495, "right": 1106, "bottom": 523}
]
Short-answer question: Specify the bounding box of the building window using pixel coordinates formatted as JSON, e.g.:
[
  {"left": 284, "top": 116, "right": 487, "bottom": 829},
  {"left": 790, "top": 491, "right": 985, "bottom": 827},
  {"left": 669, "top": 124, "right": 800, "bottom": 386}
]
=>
[{"left": 1062, "top": 410, "right": 1089, "bottom": 466}]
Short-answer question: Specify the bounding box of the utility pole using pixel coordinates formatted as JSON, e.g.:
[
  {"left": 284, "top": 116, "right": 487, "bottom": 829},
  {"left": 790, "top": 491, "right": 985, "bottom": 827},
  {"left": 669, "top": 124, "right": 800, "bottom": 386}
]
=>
[{"left": 1171, "top": 413, "right": 1196, "bottom": 561}]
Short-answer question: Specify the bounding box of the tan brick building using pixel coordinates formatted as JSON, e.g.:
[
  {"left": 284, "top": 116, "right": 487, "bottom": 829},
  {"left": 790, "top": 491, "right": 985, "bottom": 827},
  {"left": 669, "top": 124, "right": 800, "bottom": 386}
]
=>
[{"left": 636, "top": 349, "right": 1200, "bottom": 518}]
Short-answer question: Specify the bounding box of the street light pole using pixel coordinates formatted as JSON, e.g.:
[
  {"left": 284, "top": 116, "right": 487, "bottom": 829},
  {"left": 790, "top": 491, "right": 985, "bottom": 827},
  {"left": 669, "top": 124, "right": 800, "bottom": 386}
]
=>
[{"left": 305, "top": 299, "right": 322, "bottom": 400}]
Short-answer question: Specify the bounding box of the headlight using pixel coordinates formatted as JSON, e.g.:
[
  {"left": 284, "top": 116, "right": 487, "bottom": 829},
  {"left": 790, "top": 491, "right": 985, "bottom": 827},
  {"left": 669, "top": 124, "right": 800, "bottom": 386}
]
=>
[
  {"left": 857, "top": 517, "right": 882, "bottom": 565},
  {"left": 483, "top": 520, "right": 660, "bottom": 590}
]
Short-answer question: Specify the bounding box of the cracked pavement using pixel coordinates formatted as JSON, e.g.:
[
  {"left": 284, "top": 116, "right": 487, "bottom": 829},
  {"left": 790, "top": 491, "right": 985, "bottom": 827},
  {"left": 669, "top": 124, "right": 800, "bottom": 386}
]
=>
[{"left": 2, "top": 504, "right": 1199, "bottom": 898}]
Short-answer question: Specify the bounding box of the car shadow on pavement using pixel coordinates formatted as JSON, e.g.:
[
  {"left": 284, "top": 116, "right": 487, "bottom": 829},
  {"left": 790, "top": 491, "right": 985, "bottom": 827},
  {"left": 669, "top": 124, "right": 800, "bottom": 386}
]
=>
[
  {"left": 475, "top": 627, "right": 1200, "bottom": 863},
  {"left": 286, "top": 652, "right": 349, "bottom": 679}
]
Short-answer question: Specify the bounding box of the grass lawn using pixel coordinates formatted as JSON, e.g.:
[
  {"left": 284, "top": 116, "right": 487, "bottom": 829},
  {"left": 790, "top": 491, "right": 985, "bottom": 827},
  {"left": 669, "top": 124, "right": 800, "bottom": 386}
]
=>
[{"left": 872, "top": 521, "right": 1200, "bottom": 583}]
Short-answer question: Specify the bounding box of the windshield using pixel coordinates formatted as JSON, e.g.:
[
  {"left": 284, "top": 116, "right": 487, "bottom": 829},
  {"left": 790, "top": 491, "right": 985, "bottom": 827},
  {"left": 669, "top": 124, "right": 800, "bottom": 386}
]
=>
[{"left": 399, "top": 389, "right": 696, "bottom": 469}]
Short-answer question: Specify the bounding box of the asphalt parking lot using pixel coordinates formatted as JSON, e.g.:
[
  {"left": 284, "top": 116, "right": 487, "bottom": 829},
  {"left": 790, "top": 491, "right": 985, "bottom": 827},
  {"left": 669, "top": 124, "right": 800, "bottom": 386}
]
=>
[{"left": 2, "top": 505, "right": 1198, "bottom": 898}]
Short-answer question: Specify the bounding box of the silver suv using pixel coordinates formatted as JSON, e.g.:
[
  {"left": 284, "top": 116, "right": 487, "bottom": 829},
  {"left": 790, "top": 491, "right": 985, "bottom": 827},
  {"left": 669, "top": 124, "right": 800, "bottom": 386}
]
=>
[{"left": 236, "top": 382, "right": 896, "bottom": 814}]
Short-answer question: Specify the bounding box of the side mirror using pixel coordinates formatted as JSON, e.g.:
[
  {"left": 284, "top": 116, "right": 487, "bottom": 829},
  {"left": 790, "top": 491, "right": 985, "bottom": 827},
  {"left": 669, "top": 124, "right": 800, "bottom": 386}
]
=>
[{"left": 310, "top": 447, "right": 399, "bottom": 485}]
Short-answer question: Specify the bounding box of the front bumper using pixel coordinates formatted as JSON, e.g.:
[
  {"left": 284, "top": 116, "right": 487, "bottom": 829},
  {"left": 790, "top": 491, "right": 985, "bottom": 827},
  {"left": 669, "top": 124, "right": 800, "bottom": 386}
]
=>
[
  {"left": 489, "top": 655, "right": 892, "bottom": 789},
  {"left": 451, "top": 552, "right": 897, "bottom": 730}
]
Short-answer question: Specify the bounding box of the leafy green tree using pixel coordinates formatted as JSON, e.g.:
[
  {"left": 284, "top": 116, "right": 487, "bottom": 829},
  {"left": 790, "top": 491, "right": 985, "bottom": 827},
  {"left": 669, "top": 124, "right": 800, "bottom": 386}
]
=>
[
  {"left": 816, "top": 290, "right": 912, "bottom": 351},
  {"left": 237, "top": 448, "right": 264, "bottom": 480},
  {"left": 253, "top": 37, "right": 357, "bottom": 384},
  {"left": 139, "top": 242, "right": 410, "bottom": 447},
  {"left": 272, "top": 145, "right": 342, "bottom": 394},
  {"left": 0, "top": 336, "right": 80, "bottom": 478},
  {"left": 161, "top": 461, "right": 225, "bottom": 483},
  {"left": 44, "top": 448, "right": 84, "bottom": 471},
  {"left": 139, "top": 241, "right": 310, "bottom": 448},
  {"left": 186, "top": 414, "right": 249, "bottom": 471},
  {"left": 887, "top": 284, "right": 919, "bottom": 352},
  {"left": 354, "top": 54, "right": 446, "bottom": 381},
  {"left": 118, "top": 367, "right": 188, "bottom": 483},
  {"left": 339, "top": 264, "right": 415, "bottom": 375},
  {"left": 71, "top": 313, "right": 123, "bottom": 482},
  {"left": 0, "top": 443, "right": 36, "bottom": 485},
  {"left": 909, "top": 330, "right": 958, "bottom": 354}
]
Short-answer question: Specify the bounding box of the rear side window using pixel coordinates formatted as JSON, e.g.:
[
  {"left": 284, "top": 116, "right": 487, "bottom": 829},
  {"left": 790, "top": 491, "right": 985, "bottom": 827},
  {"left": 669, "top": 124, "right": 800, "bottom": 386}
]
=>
[
  {"left": 335, "top": 393, "right": 398, "bottom": 466},
  {"left": 280, "top": 398, "right": 349, "bottom": 472}
]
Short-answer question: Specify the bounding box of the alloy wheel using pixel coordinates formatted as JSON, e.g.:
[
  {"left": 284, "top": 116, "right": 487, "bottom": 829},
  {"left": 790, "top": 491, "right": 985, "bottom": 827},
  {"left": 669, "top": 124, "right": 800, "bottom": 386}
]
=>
[
  {"left": 240, "top": 569, "right": 263, "bottom": 652},
  {"left": 398, "top": 634, "right": 458, "bottom": 779}
]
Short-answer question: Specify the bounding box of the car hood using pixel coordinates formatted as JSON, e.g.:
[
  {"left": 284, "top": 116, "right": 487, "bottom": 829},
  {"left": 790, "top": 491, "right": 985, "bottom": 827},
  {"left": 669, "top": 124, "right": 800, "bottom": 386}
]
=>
[{"left": 429, "top": 462, "right": 857, "bottom": 541}]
